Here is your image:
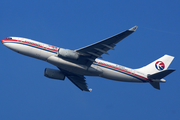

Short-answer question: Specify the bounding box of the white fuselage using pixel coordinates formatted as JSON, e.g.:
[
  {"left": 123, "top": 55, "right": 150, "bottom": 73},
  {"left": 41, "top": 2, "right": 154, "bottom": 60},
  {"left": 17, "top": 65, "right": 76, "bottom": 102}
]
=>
[{"left": 1, "top": 37, "right": 151, "bottom": 83}]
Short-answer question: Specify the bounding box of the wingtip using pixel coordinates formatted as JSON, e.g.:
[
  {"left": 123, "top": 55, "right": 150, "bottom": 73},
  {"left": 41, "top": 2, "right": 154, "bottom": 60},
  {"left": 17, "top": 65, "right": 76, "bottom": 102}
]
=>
[
  {"left": 129, "top": 26, "right": 138, "bottom": 31},
  {"left": 89, "top": 88, "right": 92, "bottom": 92}
]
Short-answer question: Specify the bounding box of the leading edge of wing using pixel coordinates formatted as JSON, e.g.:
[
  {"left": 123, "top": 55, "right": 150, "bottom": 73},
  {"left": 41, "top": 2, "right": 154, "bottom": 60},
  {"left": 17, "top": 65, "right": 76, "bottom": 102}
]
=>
[{"left": 75, "top": 26, "right": 138, "bottom": 53}]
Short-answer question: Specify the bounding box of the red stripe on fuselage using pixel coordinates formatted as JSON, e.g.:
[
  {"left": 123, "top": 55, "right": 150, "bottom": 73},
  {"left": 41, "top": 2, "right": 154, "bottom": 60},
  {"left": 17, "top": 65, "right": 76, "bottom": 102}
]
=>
[
  {"left": 1, "top": 38, "right": 17, "bottom": 43},
  {"left": 97, "top": 62, "right": 152, "bottom": 82},
  {"left": 20, "top": 40, "right": 58, "bottom": 52},
  {"left": 1, "top": 38, "right": 58, "bottom": 52}
]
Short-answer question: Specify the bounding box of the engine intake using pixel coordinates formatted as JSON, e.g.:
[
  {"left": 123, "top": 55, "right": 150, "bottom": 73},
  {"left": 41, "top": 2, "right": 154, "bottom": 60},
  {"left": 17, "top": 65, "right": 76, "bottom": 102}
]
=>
[
  {"left": 58, "top": 48, "right": 79, "bottom": 60},
  {"left": 44, "top": 68, "right": 65, "bottom": 80}
]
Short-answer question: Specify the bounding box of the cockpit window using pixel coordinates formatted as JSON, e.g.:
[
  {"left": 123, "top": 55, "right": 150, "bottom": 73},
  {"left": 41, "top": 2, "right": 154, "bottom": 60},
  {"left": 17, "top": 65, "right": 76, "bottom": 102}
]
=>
[{"left": 7, "top": 37, "right": 12, "bottom": 39}]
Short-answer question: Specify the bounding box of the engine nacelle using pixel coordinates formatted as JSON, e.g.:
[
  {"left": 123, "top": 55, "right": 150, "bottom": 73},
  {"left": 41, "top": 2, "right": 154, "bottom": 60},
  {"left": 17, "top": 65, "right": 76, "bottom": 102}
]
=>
[
  {"left": 44, "top": 68, "right": 65, "bottom": 80},
  {"left": 58, "top": 48, "right": 79, "bottom": 60}
]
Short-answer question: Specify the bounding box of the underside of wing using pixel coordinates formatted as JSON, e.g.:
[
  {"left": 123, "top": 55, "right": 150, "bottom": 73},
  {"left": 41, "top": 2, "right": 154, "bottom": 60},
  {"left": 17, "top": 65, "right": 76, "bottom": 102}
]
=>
[
  {"left": 75, "top": 26, "right": 138, "bottom": 66},
  {"left": 67, "top": 75, "right": 92, "bottom": 92},
  {"left": 58, "top": 66, "right": 92, "bottom": 92}
]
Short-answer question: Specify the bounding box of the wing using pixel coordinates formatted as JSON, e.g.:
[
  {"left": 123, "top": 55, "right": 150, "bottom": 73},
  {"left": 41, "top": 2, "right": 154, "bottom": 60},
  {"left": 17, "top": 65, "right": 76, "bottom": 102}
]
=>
[
  {"left": 67, "top": 75, "right": 92, "bottom": 92},
  {"left": 75, "top": 26, "right": 138, "bottom": 66},
  {"left": 59, "top": 68, "right": 91, "bottom": 92}
]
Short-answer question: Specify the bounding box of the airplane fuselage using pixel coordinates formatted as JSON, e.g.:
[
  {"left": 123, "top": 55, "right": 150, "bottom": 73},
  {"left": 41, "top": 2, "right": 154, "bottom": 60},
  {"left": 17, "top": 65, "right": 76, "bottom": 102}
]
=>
[
  {"left": 2, "top": 26, "right": 175, "bottom": 91},
  {"left": 1, "top": 37, "right": 151, "bottom": 83}
]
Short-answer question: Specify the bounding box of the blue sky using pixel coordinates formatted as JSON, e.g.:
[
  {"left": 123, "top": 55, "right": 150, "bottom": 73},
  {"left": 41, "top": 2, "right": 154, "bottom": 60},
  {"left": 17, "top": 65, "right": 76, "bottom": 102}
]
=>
[{"left": 0, "top": 0, "right": 180, "bottom": 120}]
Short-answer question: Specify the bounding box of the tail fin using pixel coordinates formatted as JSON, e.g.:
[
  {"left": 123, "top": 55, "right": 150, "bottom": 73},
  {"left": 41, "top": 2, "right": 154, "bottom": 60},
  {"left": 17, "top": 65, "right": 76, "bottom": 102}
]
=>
[
  {"left": 136, "top": 54, "right": 174, "bottom": 75},
  {"left": 136, "top": 55, "right": 175, "bottom": 90}
]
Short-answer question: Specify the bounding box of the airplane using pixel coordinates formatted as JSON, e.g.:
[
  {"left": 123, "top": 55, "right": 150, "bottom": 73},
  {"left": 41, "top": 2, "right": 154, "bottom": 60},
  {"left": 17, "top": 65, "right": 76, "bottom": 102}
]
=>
[{"left": 1, "top": 26, "right": 175, "bottom": 92}]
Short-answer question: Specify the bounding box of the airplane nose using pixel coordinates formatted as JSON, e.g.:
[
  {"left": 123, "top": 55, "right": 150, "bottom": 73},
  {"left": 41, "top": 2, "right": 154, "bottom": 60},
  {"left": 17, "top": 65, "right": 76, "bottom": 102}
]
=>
[{"left": 1, "top": 39, "right": 5, "bottom": 44}]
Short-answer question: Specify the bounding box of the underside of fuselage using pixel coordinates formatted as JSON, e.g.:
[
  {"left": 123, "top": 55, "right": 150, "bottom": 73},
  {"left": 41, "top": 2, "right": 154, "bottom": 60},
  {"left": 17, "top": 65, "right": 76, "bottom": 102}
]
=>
[{"left": 95, "top": 64, "right": 147, "bottom": 83}]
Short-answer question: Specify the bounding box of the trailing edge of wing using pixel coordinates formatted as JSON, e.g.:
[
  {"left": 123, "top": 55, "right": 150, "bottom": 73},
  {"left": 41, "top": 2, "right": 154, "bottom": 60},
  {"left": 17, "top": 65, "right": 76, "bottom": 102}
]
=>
[{"left": 67, "top": 75, "right": 91, "bottom": 92}]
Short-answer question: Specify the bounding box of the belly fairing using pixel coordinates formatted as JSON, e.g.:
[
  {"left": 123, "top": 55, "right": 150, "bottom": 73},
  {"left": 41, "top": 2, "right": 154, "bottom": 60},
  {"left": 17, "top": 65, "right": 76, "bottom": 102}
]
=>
[{"left": 46, "top": 56, "right": 103, "bottom": 76}]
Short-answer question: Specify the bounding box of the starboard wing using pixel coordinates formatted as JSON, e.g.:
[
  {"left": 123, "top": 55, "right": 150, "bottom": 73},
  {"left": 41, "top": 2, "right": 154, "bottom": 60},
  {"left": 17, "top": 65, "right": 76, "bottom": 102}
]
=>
[{"left": 67, "top": 75, "right": 92, "bottom": 92}]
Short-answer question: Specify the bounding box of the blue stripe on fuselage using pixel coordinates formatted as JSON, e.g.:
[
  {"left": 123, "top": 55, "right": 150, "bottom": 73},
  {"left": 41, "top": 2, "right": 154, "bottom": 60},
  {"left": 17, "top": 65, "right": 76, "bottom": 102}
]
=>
[
  {"left": 5, "top": 41, "right": 58, "bottom": 54},
  {"left": 93, "top": 63, "right": 147, "bottom": 82}
]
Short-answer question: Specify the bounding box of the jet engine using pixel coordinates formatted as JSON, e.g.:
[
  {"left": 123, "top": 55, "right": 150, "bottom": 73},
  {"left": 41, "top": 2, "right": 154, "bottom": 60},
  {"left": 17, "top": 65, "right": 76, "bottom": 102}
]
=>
[
  {"left": 58, "top": 48, "right": 79, "bottom": 60},
  {"left": 44, "top": 68, "right": 65, "bottom": 80}
]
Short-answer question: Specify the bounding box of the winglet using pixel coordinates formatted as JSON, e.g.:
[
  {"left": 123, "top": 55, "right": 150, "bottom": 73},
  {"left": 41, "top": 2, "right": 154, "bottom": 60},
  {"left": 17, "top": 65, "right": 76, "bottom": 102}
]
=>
[
  {"left": 89, "top": 89, "right": 92, "bottom": 92},
  {"left": 129, "top": 26, "right": 138, "bottom": 31}
]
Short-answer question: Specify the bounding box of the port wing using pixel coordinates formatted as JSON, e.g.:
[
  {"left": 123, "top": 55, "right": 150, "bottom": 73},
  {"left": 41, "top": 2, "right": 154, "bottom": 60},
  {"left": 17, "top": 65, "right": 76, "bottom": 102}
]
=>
[{"left": 75, "top": 26, "right": 137, "bottom": 66}]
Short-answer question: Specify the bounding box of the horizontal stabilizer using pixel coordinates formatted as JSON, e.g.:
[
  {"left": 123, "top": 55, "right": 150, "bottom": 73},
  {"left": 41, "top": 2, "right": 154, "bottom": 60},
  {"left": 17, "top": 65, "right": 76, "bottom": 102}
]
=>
[
  {"left": 148, "top": 69, "right": 175, "bottom": 79},
  {"left": 150, "top": 82, "right": 160, "bottom": 90}
]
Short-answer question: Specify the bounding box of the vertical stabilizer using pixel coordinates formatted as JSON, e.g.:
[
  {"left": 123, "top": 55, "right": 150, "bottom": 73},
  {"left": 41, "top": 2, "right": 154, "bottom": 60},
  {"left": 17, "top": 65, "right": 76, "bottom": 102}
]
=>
[{"left": 136, "top": 55, "right": 174, "bottom": 75}]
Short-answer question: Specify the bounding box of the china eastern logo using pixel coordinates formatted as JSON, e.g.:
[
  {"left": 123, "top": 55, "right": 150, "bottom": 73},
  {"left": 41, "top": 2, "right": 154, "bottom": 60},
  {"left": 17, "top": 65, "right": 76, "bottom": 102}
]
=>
[{"left": 155, "top": 61, "right": 165, "bottom": 70}]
